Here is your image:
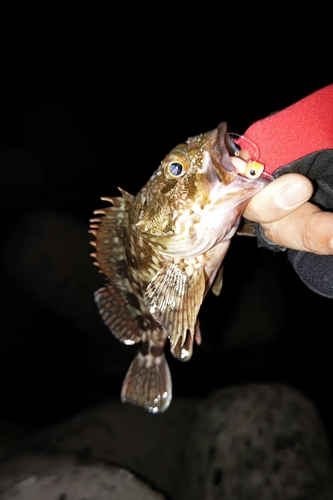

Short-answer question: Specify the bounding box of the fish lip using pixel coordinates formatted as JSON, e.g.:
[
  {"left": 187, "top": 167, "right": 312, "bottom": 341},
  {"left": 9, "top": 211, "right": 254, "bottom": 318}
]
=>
[
  {"left": 224, "top": 130, "right": 241, "bottom": 156},
  {"left": 217, "top": 122, "right": 237, "bottom": 173},
  {"left": 208, "top": 122, "right": 238, "bottom": 185}
]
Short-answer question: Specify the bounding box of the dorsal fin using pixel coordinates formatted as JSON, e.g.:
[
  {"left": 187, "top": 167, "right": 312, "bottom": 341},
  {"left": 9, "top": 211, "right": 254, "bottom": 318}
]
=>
[{"left": 90, "top": 190, "right": 144, "bottom": 344}]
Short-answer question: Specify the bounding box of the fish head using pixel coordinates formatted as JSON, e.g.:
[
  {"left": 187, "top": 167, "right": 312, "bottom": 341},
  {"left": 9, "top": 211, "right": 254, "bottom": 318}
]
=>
[{"left": 134, "top": 122, "right": 268, "bottom": 258}]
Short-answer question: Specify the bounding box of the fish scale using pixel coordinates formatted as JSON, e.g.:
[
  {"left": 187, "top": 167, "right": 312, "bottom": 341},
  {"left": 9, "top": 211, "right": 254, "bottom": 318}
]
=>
[{"left": 90, "top": 122, "right": 267, "bottom": 413}]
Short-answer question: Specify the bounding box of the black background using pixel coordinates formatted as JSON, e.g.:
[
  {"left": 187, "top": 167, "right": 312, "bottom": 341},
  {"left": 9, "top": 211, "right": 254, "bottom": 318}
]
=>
[{"left": 1, "top": 3, "right": 333, "bottom": 447}]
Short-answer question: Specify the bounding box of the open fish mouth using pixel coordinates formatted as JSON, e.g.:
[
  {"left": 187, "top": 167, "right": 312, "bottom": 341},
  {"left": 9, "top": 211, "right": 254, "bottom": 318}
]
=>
[
  {"left": 211, "top": 123, "right": 267, "bottom": 182},
  {"left": 208, "top": 122, "right": 239, "bottom": 186}
]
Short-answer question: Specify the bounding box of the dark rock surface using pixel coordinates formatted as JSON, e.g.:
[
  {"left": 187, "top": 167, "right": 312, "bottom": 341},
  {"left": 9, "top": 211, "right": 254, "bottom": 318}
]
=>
[
  {"left": 1, "top": 384, "right": 332, "bottom": 500},
  {"left": 181, "top": 384, "right": 333, "bottom": 499},
  {"left": 0, "top": 456, "right": 165, "bottom": 500},
  {"left": 0, "top": 397, "right": 195, "bottom": 499}
]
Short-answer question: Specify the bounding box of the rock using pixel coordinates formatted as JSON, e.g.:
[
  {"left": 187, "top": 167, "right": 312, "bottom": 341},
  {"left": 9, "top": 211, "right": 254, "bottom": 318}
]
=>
[
  {"left": 0, "top": 454, "right": 165, "bottom": 500},
  {"left": 1, "top": 384, "right": 332, "bottom": 500},
  {"left": 181, "top": 384, "right": 333, "bottom": 499},
  {"left": 11, "top": 397, "right": 196, "bottom": 499}
]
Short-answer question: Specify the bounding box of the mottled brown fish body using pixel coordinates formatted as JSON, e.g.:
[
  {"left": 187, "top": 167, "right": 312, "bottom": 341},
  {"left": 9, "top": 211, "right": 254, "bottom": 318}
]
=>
[{"left": 90, "top": 122, "right": 267, "bottom": 413}]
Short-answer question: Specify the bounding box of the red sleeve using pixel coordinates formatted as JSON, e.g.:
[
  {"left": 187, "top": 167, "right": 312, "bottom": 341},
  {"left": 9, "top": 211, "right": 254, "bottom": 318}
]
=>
[{"left": 236, "top": 84, "right": 333, "bottom": 176}]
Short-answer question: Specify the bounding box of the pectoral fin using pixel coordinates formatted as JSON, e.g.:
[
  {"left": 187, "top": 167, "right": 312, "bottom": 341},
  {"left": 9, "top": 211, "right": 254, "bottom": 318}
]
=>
[{"left": 144, "top": 262, "right": 205, "bottom": 349}]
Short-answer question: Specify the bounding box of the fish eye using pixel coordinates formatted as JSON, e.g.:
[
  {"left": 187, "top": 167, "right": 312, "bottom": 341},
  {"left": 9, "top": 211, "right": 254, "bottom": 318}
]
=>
[
  {"left": 163, "top": 153, "right": 189, "bottom": 180},
  {"left": 168, "top": 162, "right": 183, "bottom": 177}
]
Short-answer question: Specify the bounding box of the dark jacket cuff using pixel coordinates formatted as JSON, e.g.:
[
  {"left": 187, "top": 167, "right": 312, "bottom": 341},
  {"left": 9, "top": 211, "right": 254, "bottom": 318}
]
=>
[{"left": 256, "top": 150, "right": 333, "bottom": 298}]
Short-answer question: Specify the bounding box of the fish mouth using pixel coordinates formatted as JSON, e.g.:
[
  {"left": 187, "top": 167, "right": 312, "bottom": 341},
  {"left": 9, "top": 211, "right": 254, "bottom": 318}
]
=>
[
  {"left": 208, "top": 122, "right": 266, "bottom": 185},
  {"left": 209, "top": 122, "right": 238, "bottom": 186}
]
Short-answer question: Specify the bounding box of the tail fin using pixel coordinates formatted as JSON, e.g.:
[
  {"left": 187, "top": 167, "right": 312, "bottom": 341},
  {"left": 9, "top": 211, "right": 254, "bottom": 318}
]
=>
[{"left": 121, "top": 346, "right": 172, "bottom": 413}]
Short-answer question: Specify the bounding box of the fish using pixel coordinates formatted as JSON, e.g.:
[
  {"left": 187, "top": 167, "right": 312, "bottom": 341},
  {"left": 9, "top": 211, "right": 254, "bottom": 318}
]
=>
[{"left": 89, "top": 122, "right": 267, "bottom": 413}]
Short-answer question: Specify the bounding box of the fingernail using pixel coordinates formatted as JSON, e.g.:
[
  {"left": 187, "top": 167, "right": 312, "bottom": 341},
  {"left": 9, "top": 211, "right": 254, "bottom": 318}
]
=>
[{"left": 276, "top": 182, "right": 312, "bottom": 209}]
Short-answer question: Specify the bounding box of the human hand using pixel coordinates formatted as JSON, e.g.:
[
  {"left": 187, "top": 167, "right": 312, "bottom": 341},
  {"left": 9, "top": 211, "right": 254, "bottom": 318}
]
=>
[{"left": 243, "top": 173, "right": 333, "bottom": 255}]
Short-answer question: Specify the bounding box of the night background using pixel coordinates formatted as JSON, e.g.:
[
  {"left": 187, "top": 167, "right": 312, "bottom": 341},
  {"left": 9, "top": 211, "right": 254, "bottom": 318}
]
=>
[{"left": 1, "top": 2, "right": 333, "bottom": 463}]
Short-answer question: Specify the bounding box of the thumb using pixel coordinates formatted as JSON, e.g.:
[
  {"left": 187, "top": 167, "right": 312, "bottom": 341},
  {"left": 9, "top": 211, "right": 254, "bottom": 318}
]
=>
[{"left": 244, "top": 173, "right": 314, "bottom": 223}]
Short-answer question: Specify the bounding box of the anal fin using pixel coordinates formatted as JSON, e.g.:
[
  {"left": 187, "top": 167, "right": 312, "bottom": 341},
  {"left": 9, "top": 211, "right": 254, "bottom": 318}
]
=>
[
  {"left": 121, "top": 345, "right": 172, "bottom": 413},
  {"left": 171, "top": 318, "right": 201, "bottom": 361},
  {"left": 211, "top": 265, "right": 223, "bottom": 297},
  {"left": 170, "top": 329, "right": 193, "bottom": 362},
  {"left": 237, "top": 219, "right": 256, "bottom": 237}
]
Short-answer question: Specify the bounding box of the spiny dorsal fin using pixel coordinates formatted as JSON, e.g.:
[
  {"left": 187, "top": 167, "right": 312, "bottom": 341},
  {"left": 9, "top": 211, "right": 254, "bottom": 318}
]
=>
[
  {"left": 144, "top": 262, "right": 205, "bottom": 349},
  {"left": 90, "top": 190, "right": 143, "bottom": 344}
]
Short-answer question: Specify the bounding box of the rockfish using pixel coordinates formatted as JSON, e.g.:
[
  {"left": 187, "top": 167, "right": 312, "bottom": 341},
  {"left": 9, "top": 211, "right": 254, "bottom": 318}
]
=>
[{"left": 90, "top": 122, "right": 267, "bottom": 413}]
